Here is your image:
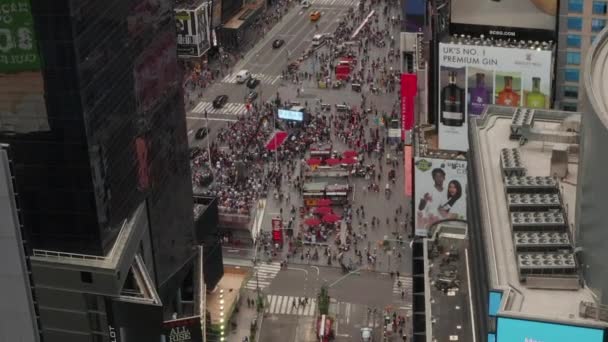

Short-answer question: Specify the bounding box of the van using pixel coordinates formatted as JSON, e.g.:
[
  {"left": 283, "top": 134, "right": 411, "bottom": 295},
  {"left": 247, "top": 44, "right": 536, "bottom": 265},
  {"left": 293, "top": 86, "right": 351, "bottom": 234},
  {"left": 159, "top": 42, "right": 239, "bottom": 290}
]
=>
[
  {"left": 312, "top": 34, "right": 324, "bottom": 46},
  {"left": 236, "top": 70, "right": 251, "bottom": 83},
  {"left": 335, "top": 104, "right": 350, "bottom": 112}
]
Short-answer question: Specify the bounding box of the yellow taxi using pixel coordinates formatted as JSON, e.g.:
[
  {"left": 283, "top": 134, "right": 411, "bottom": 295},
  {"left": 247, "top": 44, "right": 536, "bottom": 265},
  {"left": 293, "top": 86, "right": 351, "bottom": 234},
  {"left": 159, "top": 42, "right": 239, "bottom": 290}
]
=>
[{"left": 309, "top": 11, "right": 321, "bottom": 21}]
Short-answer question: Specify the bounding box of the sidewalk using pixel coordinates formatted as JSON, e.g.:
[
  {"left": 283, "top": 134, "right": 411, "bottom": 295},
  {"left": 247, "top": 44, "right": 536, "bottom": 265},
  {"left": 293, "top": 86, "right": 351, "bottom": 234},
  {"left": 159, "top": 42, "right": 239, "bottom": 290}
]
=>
[{"left": 227, "top": 289, "right": 264, "bottom": 342}]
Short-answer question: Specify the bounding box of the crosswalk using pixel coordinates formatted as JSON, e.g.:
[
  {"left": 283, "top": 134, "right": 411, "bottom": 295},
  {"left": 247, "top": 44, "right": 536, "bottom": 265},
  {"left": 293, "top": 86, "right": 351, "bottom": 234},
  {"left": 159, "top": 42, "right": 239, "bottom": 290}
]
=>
[
  {"left": 393, "top": 275, "right": 413, "bottom": 310},
  {"left": 308, "top": 0, "right": 360, "bottom": 6},
  {"left": 244, "top": 262, "right": 281, "bottom": 290},
  {"left": 191, "top": 101, "right": 248, "bottom": 116},
  {"left": 265, "top": 295, "right": 317, "bottom": 316},
  {"left": 221, "top": 73, "right": 281, "bottom": 85}
]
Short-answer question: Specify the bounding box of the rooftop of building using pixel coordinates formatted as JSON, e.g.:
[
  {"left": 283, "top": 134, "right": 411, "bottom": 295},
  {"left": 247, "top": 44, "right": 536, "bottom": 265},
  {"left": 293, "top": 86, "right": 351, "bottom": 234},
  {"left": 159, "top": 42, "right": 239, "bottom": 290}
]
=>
[{"left": 469, "top": 105, "right": 607, "bottom": 328}]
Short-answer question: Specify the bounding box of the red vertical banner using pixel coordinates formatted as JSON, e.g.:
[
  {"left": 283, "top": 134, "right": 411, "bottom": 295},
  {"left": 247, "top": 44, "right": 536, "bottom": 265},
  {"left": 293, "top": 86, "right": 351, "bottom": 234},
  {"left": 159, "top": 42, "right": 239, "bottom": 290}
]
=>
[
  {"left": 404, "top": 145, "right": 413, "bottom": 197},
  {"left": 401, "top": 73, "right": 418, "bottom": 140},
  {"left": 271, "top": 217, "right": 283, "bottom": 243}
]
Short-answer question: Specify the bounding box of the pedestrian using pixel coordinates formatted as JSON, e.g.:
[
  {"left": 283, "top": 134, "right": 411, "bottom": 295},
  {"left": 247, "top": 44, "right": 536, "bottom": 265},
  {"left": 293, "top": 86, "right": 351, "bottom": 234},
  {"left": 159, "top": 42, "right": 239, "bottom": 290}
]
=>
[{"left": 401, "top": 290, "right": 405, "bottom": 299}]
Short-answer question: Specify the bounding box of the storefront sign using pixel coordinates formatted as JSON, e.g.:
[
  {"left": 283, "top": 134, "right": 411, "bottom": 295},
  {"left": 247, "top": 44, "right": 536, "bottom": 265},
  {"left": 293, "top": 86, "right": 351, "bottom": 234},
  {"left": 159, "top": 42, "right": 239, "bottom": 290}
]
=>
[{"left": 162, "top": 316, "right": 203, "bottom": 342}]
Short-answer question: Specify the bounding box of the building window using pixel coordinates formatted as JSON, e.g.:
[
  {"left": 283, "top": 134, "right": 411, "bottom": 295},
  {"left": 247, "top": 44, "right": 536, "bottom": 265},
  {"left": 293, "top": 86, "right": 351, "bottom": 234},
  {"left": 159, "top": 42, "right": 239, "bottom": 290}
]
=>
[
  {"left": 592, "top": 18, "right": 606, "bottom": 32},
  {"left": 593, "top": 1, "right": 608, "bottom": 14},
  {"left": 568, "top": 17, "right": 583, "bottom": 31},
  {"left": 566, "top": 51, "right": 581, "bottom": 65},
  {"left": 592, "top": 35, "right": 598, "bottom": 44},
  {"left": 567, "top": 34, "right": 581, "bottom": 48},
  {"left": 562, "top": 103, "right": 578, "bottom": 111},
  {"left": 568, "top": 0, "right": 584, "bottom": 12},
  {"left": 565, "top": 68, "right": 580, "bottom": 82},
  {"left": 563, "top": 86, "right": 579, "bottom": 98},
  {"left": 80, "top": 271, "right": 93, "bottom": 283}
]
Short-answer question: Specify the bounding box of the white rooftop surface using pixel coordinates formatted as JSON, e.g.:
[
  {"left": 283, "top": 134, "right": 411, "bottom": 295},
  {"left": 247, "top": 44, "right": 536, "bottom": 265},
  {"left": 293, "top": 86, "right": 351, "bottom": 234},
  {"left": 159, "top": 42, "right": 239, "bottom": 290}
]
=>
[{"left": 475, "top": 114, "right": 600, "bottom": 325}]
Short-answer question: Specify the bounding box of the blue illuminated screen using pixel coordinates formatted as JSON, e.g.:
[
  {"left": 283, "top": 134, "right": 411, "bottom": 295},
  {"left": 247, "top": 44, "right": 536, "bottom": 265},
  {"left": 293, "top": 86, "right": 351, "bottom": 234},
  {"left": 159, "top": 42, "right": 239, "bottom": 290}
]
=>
[
  {"left": 278, "top": 109, "right": 303, "bottom": 121},
  {"left": 489, "top": 291, "right": 503, "bottom": 316},
  {"left": 497, "top": 317, "right": 604, "bottom": 342}
]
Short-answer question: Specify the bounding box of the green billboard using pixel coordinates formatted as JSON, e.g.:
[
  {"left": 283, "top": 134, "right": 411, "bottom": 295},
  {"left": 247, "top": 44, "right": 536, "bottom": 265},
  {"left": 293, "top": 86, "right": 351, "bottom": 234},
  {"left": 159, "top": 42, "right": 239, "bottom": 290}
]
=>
[{"left": 0, "top": 0, "right": 41, "bottom": 73}]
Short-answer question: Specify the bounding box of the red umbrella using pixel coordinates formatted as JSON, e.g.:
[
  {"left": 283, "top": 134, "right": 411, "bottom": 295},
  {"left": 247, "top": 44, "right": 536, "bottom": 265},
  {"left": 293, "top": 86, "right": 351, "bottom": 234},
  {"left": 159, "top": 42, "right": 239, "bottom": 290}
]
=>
[
  {"left": 307, "top": 158, "right": 322, "bottom": 166},
  {"left": 343, "top": 150, "right": 358, "bottom": 158},
  {"left": 316, "top": 199, "right": 332, "bottom": 206},
  {"left": 314, "top": 206, "right": 333, "bottom": 215},
  {"left": 304, "top": 217, "right": 322, "bottom": 226},
  {"left": 322, "top": 213, "right": 341, "bottom": 224},
  {"left": 341, "top": 157, "right": 357, "bottom": 165},
  {"left": 325, "top": 158, "right": 341, "bottom": 166}
]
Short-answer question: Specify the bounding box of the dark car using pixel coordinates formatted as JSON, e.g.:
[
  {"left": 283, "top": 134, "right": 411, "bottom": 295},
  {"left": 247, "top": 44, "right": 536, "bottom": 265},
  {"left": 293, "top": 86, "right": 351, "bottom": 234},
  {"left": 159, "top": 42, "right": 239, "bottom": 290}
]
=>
[
  {"left": 189, "top": 147, "right": 202, "bottom": 159},
  {"left": 212, "top": 95, "right": 228, "bottom": 108},
  {"left": 272, "top": 39, "right": 285, "bottom": 49},
  {"left": 195, "top": 127, "right": 209, "bottom": 140},
  {"left": 246, "top": 78, "right": 260, "bottom": 89},
  {"left": 245, "top": 91, "right": 258, "bottom": 103}
]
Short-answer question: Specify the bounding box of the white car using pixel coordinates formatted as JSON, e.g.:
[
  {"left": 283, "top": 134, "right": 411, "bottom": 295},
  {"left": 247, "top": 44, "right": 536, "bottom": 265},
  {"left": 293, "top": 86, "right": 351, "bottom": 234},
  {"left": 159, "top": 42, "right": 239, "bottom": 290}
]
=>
[
  {"left": 301, "top": 0, "right": 311, "bottom": 8},
  {"left": 361, "top": 327, "right": 373, "bottom": 341}
]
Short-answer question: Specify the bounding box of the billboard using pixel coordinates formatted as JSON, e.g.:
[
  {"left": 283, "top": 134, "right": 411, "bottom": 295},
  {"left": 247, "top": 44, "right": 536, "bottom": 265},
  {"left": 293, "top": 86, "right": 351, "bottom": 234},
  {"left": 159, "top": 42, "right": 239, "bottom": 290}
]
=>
[
  {"left": 0, "top": 0, "right": 49, "bottom": 134},
  {"left": 414, "top": 157, "right": 467, "bottom": 236},
  {"left": 162, "top": 316, "right": 204, "bottom": 342},
  {"left": 401, "top": 73, "right": 417, "bottom": 139},
  {"left": 402, "top": 0, "right": 426, "bottom": 33},
  {"left": 496, "top": 317, "right": 605, "bottom": 342},
  {"left": 450, "top": 0, "right": 557, "bottom": 41},
  {"left": 278, "top": 109, "right": 303, "bottom": 121},
  {"left": 438, "top": 43, "right": 553, "bottom": 151},
  {"left": 175, "top": 4, "right": 210, "bottom": 58}
]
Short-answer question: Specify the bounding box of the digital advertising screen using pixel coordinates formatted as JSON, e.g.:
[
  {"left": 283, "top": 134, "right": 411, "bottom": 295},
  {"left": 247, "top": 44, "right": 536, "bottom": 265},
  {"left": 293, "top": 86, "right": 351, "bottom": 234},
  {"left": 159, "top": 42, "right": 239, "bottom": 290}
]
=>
[
  {"left": 278, "top": 109, "right": 303, "bottom": 121},
  {"left": 0, "top": 0, "right": 49, "bottom": 134},
  {"left": 414, "top": 157, "right": 467, "bottom": 236},
  {"left": 450, "top": 0, "right": 557, "bottom": 41},
  {"left": 496, "top": 317, "right": 605, "bottom": 342},
  {"left": 437, "top": 43, "right": 553, "bottom": 152},
  {"left": 402, "top": 0, "right": 425, "bottom": 33}
]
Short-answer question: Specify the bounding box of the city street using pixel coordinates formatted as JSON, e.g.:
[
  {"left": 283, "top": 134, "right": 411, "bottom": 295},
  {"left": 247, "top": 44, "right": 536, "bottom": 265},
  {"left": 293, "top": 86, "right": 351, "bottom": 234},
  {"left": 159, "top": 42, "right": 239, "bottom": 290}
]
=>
[{"left": 188, "top": 0, "right": 412, "bottom": 340}]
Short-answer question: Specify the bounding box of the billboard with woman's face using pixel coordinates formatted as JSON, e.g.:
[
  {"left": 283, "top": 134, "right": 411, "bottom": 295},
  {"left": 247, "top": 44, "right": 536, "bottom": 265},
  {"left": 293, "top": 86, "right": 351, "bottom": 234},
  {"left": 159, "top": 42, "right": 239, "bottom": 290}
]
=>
[{"left": 414, "top": 157, "right": 468, "bottom": 236}]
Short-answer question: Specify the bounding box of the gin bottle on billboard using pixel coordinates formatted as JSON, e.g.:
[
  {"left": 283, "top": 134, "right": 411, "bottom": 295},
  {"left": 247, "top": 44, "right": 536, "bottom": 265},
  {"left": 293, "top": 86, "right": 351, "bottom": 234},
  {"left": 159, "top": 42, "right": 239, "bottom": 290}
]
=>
[
  {"left": 469, "top": 73, "right": 489, "bottom": 115},
  {"left": 526, "top": 77, "right": 546, "bottom": 109},
  {"left": 496, "top": 76, "right": 520, "bottom": 107},
  {"left": 441, "top": 71, "right": 465, "bottom": 127}
]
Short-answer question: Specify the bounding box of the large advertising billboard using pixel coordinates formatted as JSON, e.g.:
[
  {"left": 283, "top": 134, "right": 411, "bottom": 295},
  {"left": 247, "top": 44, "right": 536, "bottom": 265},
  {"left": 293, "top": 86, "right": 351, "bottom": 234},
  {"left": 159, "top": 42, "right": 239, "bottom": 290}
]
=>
[
  {"left": 414, "top": 157, "right": 467, "bottom": 236},
  {"left": 162, "top": 316, "right": 203, "bottom": 342},
  {"left": 0, "top": 0, "right": 49, "bottom": 134},
  {"left": 496, "top": 317, "right": 605, "bottom": 342},
  {"left": 401, "top": 73, "right": 417, "bottom": 139},
  {"left": 175, "top": 4, "right": 210, "bottom": 58},
  {"left": 438, "top": 43, "right": 553, "bottom": 151},
  {"left": 402, "top": 0, "right": 425, "bottom": 33},
  {"left": 450, "top": 0, "right": 557, "bottom": 41}
]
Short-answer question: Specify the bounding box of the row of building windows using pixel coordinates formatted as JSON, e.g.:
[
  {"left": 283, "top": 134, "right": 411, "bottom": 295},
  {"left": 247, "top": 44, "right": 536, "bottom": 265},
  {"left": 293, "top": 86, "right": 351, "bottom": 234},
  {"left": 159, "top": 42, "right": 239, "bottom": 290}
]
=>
[
  {"left": 567, "top": 17, "right": 607, "bottom": 32},
  {"left": 569, "top": 0, "right": 608, "bottom": 14},
  {"left": 567, "top": 34, "right": 598, "bottom": 48}
]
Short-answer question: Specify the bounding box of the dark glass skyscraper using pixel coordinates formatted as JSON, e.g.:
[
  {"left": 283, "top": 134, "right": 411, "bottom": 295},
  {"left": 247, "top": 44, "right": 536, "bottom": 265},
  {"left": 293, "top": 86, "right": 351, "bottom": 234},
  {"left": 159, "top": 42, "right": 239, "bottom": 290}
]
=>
[{"left": 1, "top": 0, "right": 194, "bottom": 295}]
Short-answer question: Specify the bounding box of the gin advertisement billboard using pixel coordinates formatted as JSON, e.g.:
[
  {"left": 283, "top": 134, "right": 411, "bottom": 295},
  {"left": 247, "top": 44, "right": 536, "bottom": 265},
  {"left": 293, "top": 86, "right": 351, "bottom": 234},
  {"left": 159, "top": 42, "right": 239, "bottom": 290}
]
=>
[
  {"left": 437, "top": 42, "right": 553, "bottom": 151},
  {"left": 175, "top": 4, "right": 210, "bottom": 58},
  {"left": 414, "top": 157, "right": 467, "bottom": 237}
]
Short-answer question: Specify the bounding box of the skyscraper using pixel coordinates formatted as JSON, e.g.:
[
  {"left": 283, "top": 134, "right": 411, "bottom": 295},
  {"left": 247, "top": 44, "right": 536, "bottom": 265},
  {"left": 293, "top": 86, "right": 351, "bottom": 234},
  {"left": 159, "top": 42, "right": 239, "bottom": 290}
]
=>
[
  {"left": 556, "top": 0, "right": 608, "bottom": 112},
  {"left": 0, "top": 0, "right": 197, "bottom": 340}
]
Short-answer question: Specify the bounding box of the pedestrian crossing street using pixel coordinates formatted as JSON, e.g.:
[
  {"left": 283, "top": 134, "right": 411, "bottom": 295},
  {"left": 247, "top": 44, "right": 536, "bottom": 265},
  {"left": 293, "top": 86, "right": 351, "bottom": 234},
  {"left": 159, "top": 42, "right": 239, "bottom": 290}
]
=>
[
  {"left": 393, "top": 275, "right": 413, "bottom": 310},
  {"left": 221, "top": 73, "right": 281, "bottom": 85},
  {"left": 307, "top": 0, "right": 360, "bottom": 7},
  {"left": 244, "top": 262, "right": 281, "bottom": 290},
  {"left": 265, "top": 295, "right": 317, "bottom": 316},
  {"left": 191, "top": 101, "right": 248, "bottom": 116}
]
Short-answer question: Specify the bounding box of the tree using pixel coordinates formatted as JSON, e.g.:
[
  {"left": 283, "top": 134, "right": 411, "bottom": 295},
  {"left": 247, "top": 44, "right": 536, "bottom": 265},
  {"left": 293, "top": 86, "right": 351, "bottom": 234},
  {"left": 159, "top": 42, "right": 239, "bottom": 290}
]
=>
[{"left": 318, "top": 285, "right": 330, "bottom": 315}]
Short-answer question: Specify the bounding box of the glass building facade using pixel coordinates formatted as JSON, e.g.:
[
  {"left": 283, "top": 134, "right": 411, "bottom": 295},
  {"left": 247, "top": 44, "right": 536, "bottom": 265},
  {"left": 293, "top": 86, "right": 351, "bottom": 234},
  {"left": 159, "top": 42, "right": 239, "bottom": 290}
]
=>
[{"left": 0, "top": 0, "right": 195, "bottom": 288}]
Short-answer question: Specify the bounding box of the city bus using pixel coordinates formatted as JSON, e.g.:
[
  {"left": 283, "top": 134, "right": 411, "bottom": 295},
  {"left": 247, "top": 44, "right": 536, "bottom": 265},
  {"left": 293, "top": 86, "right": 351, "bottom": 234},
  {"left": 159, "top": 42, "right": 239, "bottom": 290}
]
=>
[{"left": 302, "top": 182, "right": 351, "bottom": 206}]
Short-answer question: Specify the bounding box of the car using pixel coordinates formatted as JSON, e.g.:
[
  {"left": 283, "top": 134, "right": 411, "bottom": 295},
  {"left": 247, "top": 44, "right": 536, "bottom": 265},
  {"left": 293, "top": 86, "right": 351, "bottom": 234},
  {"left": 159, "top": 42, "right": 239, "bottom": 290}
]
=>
[
  {"left": 245, "top": 91, "right": 258, "bottom": 103},
  {"left": 189, "top": 147, "right": 202, "bottom": 159},
  {"left": 310, "top": 11, "right": 321, "bottom": 21},
  {"left": 301, "top": 0, "right": 311, "bottom": 7},
  {"left": 235, "top": 70, "right": 251, "bottom": 83},
  {"left": 246, "top": 78, "right": 260, "bottom": 89},
  {"left": 361, "top": 327, "right": 373, "bottom": 341},
  {"left": 212, "top": 95, "right": 228, "bottom": 108},
  {"left": 195, "top": 127, "right": 209, "bottom": 140},
  {"left": 272, "top": 39, "right": 285, "bottom": 49}
]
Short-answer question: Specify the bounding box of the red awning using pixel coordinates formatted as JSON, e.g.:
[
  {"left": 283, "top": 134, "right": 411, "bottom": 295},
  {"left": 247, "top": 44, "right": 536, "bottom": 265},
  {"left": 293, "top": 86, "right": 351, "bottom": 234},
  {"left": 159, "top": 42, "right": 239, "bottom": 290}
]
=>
[
  {"left": 325, "top": 158, "right": 341, "bottom": 166},
  {"left": 343, "top": 150, "right": 358, "bottom": 158},
  {"left": 307, "top": 158, "right": 322, "bottom": 166},
  {"left": 316, "top": 199, "right": 332, "bottom": 206},
  {"left": 314, "top": 206, "right": 333, "bottom": 215},
  {"left": 322, "top": 213, "right": 341, "bottom": 224},
  {"left": 341, "top": 157, "right": 357, "bottom": 165},
  {"left": 266, "top": 131, "right": 288, "bottom": 151},
  {"left": 304, "top": 218, "right": 322, "bottom": 226}
]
